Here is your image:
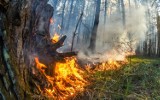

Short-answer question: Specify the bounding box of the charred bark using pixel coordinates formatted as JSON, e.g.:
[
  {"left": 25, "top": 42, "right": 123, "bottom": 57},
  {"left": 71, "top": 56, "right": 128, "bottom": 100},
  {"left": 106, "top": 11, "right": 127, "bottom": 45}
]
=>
[{"left": 0, "top": 0, "right": 76, "bottom": 99}]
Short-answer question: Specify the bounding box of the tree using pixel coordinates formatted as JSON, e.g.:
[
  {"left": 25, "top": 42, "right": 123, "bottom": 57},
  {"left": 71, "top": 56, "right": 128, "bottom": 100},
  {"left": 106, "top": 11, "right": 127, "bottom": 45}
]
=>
[
  {"left": 0, "top": 0, "right": 76, "bottom": 99},
  {"left": 60, "top": 0, "right": 67, "bottom": 33},
  {"left": 104, "top": 0, "right": 108, "bottom": 24},
  {"left": 121, "top": 0, "right": 126, "bottom": 27},
  {"left": 89, "top": 0, "right": 101, "bottom": 52},
  {"left": 157, "top": 15, "right": 160, "bottom": 56}
]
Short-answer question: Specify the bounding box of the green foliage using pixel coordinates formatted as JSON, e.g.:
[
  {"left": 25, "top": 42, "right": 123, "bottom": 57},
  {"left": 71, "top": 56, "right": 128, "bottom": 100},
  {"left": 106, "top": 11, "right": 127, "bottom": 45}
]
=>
[{"left": 83, "top": 56, "right": 160, "bottom": 100}]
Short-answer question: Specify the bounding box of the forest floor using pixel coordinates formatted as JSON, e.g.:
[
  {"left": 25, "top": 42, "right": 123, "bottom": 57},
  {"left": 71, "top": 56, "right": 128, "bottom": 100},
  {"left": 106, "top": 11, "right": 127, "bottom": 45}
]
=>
[{"left": 77, "top": 56, "right": 160, "bottom": 100}]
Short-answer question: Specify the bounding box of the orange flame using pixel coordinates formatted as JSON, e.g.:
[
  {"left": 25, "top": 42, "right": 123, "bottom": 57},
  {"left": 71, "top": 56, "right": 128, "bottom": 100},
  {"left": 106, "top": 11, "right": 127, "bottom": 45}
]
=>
[
  {"left": 84, "top": 50, "right": 130, "bottom": 72},
  {"left": 34, "top": 57, "right": 87, "bottom": 99},
  {"left": 52, "top": 33, "right": 60, "bottom": 43},
  {"left": 35, "top": 57, "right": 47, "bottom": 72},
  {"left": 98, "top": 59, "right": 121, "bottom": 71},
  {"left": 34, "top": 46, "right": 134, "bottom": 99}
]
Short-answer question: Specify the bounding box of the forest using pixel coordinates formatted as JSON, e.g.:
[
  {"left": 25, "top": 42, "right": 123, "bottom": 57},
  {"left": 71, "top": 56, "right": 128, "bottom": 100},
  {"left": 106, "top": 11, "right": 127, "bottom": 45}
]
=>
[{"left": 0, "top": 0, "right": 160, "bottom": 100}]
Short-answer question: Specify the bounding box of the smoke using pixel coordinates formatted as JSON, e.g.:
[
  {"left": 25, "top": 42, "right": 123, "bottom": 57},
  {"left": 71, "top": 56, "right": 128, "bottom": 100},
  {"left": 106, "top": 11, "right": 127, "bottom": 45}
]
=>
[
  {"left": 78, "top": 5, "right": 147, "bottom": 63},
  {"left": 48, "top": 0, "right": 147, "bottom": 63}
]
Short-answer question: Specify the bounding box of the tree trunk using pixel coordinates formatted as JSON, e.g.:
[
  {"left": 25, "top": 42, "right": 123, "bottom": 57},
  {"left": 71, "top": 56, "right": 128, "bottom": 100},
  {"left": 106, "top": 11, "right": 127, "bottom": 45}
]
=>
[
  {"left": 157, "top": 15, "right": 160, "bottom": 57},
  {"left": 88, "top": 0, "right": 101, "bottom": 52},
  {"left": 60, "top": 0, "right": 67, "bottom": 33},
  {"left": 104, "top": 0, "right": 108, "bottom": 24},
  {"left": 121, "top": 0, "right": 126, "bottom": 27},
  {"left": 0, "top": 0, "right": 76, "bottom": 99}
]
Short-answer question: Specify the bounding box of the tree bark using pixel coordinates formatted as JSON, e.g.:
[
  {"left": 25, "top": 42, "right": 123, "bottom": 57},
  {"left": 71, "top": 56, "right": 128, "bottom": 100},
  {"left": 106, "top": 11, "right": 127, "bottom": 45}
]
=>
[
  {"left": 0, "top": 0, "right": 76, "bottom": 99},
  {"left": 88, "top": 0, "right": 101, "bottom": 52},
  {"left": 121, "top": 0, "right": 126, "bottom": 27},
  {"left": 157, "top": 15, "right": 160, "bottom": 57}
]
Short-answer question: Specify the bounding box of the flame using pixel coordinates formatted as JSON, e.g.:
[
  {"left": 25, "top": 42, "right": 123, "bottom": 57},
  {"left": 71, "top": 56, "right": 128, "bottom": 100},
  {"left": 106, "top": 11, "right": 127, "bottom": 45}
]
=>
[
  {"left": 95, "top": 50, "right": 132, "bottom": 71},
  {"left": 83, "top": 50, "right": 131, "bottom": 72},
  {"left": 34, "top": 46, "right": 134, "bottom": 99},
  {"left": 52, "top": 57, "right": 87, "bottom": 98},
  {"left": 52, "top": 33, "right": 60, "bottom": 43},
  {"left": 34, "top": 57, "right": 87, "bottom": 99},
  {"left": 35, "top": 57, "right": 47, "bottom": 73},
  {"left": 101, "top": 59, "right": 121, "bottom": 70},
  {"left": 50, "top": 18, "right": 54, "bottom": 24}
]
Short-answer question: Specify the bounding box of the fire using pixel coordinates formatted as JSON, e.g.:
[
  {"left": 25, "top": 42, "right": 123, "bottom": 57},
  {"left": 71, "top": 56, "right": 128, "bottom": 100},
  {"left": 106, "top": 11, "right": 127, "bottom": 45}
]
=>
[
  {"left": 35, "top": 57, "right": 47, "bottom": 72},
  {"left": 104, "top": 59, "right": 121, "bottom": 70},
  {"left": 50, "top": 18, "right": 54, "bottom": 24},
  {"left": 84, "top": 50, "right": 131, "bottom": 72},
  {"left": 52, "top": 33, "right": 60, "bottom": 43},
  {"left": 34, "top": 57, "right": 87, "bottom": 99},
  {"left": 34, "top": 47, "right": 133, "bottom": 99},
  {"left": 91, "top": 59, "right": 121, "bottom": 72},
  {"left": 96, "top": 51, "right": 131, "bottom": 71},
  {"left": 53, "top": 57, "right": 87, "bottom": 97}
]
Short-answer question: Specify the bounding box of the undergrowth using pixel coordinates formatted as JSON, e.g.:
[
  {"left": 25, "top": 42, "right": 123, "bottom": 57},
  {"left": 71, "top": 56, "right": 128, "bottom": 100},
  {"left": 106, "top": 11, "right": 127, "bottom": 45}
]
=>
[{"left": 76, "top": 56, "right": 160, "bottom": 100}]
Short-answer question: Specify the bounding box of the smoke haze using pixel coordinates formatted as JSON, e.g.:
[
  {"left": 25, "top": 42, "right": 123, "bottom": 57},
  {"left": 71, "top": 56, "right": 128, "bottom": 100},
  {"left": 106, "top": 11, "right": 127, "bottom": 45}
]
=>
[{"left": 78, "top": 5, "right": 147, "bottom": 63}]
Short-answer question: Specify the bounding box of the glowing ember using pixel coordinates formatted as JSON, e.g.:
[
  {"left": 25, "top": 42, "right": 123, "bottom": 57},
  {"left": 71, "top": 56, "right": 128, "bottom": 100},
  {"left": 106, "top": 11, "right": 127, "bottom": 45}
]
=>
[
  {"left": 52, "top": 33, "right": 60, "bottom": 43},
  {"left": 34, "top": 57, "right": 87, "bottom": 99}
]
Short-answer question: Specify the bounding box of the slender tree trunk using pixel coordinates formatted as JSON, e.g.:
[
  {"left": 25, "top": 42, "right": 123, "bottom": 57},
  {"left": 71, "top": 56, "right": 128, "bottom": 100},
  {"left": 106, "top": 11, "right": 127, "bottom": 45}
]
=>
[
  {"left": 71, "top": 12, "right": 83, "bottom": 51},
  {"left": 104, "top": 0, "right": 108, "bottom": 24},
  {"left": 89, "top": 0, "right": 101, "bottom": 52},
  {"left": 65, "top": 0, "right": 74, "bottom": 30},
  {"left": 77, "top": 0, "right": 85, "bottom": 45},
  {"left": 60, "top": 0, "right": 67, "bottom": 33},
  {"left": 121, "top": 0, "right": 126, "bottom": 27},
  {"left": 117, "top": 0, "right": 121, "bottom": 13},
  {"left": 157, "top": 15, "right": 160, "bottom": 57}
]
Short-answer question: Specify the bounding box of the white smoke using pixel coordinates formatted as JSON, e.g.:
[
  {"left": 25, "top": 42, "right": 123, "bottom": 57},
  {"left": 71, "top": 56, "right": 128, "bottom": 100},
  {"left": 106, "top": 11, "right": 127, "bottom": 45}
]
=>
[
  {"left": 48, "top": 0, "right": 147, "bottom": 63},
  {"left": 78, "top": 5, "right": 147, "bottom": 63}
]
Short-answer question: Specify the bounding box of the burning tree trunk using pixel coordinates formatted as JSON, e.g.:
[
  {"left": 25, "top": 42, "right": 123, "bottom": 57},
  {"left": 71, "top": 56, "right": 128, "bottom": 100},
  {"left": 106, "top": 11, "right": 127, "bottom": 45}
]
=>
[{"left": 0, "top": 0, "right": 76, "bottom": 99}]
